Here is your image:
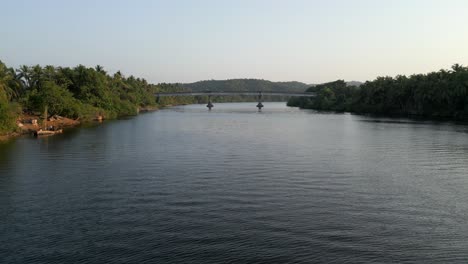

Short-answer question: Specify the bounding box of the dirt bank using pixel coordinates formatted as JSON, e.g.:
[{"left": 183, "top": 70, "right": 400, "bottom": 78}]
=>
[{"left": 0, "top": 114, "right": 81, "bottom": 142}]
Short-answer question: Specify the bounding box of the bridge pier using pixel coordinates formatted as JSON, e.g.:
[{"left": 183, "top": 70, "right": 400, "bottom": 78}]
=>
[
  {"left": 207, "top": 95, "right": 213, "bottom": 110},
  {"left": 256, "top": 91, "right": 263, "bottom": 111}
]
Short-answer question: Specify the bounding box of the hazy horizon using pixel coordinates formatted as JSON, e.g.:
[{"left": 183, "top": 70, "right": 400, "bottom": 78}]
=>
[{"left": 1, "top": 0, "right": 468, "bottom": 84}]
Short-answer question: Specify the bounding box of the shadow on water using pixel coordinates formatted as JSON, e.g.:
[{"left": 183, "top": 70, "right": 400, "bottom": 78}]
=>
[
  {"left": 353, "top": 111, "right": 468, "bottom": 124},
  {"left": 0, "top": 140, "right": 15, "bottom": 169},
  {"left": 348, "top": 112, "right": 468, "bottom": 133},
  {"left": 358, "top": 119, "right": 436, "bottom": 125},
  {"left": 357, "top": 118, "right": 468, "bottom": 133}
]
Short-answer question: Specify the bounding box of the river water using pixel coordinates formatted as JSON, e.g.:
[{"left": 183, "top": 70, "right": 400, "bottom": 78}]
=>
[{"left": 1, "top": 102, "right": 468, "bottom": 263}]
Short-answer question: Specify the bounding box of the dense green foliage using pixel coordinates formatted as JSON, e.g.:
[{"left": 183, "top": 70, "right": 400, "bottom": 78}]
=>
[
  {"left": 15, "top": 64, "right": 161, "bottom": 118},
  {"left": 0, "top": 62, "right": 17, "bottom": 133},
  {"left": 288, "top": 80, "right": 356, "bottom": 111},
  {"left": 0, "top": 60, "right": 190, "bottom": 134},
  {"left": 0, "top": 89, "right": 16, "bottom": 133},
  {"left": 288, "top": 65, "right": 468, "bottom": 120}
]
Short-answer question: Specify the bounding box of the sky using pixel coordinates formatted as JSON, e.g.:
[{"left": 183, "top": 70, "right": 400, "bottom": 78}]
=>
[{"left": 1, "top": 0, "right": 468, "bottom": 84}]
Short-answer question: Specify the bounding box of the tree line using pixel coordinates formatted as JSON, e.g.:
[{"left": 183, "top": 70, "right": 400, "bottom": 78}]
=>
[
  {"left": 0, "top": 60, "right": 193, "bottom": 133},
  {"left": 3, "top": 61, "right": 468, "bottom": 134},
  {"left": 288, "top": 64, "right": 468, "bottom": 120}
]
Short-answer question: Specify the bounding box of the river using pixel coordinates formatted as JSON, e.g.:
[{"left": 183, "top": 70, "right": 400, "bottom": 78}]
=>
[{"left": 1, "top": 102, "right": 468, "bottom": 263}]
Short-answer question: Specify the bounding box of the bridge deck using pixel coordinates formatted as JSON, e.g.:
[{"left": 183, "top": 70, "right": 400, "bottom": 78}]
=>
[{"left": 156, "top": 91, "right": 315, "bottom": 97}]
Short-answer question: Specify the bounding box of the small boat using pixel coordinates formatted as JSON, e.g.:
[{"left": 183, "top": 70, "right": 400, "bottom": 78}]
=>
[
  {"left": 33, "top": 106, "right": 63, "bottom": 137},
  {"left": 34, "top": 129, "right": 63, "bottom": 137}
]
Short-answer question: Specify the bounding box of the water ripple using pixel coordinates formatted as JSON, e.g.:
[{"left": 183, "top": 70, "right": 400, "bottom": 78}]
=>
[{"left": 2, "top": 103, "right": 468, "bottom": 263}]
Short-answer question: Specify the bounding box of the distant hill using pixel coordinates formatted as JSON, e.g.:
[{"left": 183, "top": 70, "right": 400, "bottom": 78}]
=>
[
  {"left": 308, "top": 81, "right": 363, "bottom": 87},
  {"left": 346, "top": 81, "right": 363, "bottom": 87},
  {"left": 182, "top": 79, "right": 309, "bottom": 93}
]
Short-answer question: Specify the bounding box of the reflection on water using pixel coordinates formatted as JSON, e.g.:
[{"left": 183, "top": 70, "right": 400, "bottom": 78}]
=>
[{"left": 1, "top": 103, "right": 468, "bottom": 263}]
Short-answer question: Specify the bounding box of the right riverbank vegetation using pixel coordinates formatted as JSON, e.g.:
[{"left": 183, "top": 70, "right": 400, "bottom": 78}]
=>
[{"left": 288, "top": 64, "right": 468, "bottom": 120}]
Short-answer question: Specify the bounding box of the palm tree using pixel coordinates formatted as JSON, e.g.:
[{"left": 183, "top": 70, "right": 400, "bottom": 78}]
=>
[
  {"left": 0, "top": 62, "right": 11, "bottom": 91},
  {"left": 114, "top": 70, "right": 123, "bottom": 79},
  {"left": 43, "top": 65, "right": 56, "bottom": 81},
  {"left": 7, "top": 68, "right": 23, "bottom": 100},
  {"left": 451, "top": 63, "right": 465, "bottom": 73},
  {"left": 0, "top": 62, "right": 23, "bottom": 101},
  {"left": 17, "top": 65, "right": 32, "bottom": 90},
  {"left": 95, "top": 65, "right": 106, "bottom": 75},
  {"left": 30, "top": 65, "right": 43, "bottom": 90}
]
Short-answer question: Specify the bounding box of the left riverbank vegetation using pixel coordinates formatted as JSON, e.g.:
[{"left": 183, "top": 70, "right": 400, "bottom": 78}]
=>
[
  {"left": 0, "top": 60, "right": 194, "bottom": 137},
  {"left": 288, "top": 64, "right": 468, "bottom": 120}
]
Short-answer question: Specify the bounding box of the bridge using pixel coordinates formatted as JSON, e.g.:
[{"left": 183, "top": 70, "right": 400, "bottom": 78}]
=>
[{"left": 155, "top": 91, "right": 316, "bottom": 110}]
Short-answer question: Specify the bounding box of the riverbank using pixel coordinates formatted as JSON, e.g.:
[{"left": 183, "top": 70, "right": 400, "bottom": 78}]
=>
[
  {"left": 0, "top": 132, "right": 21, "bottom": 142},
  {"left": 0, "top": 113, "right": 81, "bottom": 142},
  {"left": 0, "top": 105, "right": 166, "bottom": 142},
  {"left": 0, "top": 61, "right": 197, "bottom": 143}
]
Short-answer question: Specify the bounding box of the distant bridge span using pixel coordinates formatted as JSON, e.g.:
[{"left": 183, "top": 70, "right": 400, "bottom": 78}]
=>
[
  {"left": 155, "top": 91, "right": 316, "bottom": 110},
  {"left": 156, "top": 91, "right": 316, "bottom": 97}
]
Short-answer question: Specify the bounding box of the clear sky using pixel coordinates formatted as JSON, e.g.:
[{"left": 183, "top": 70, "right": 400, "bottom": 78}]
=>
[{"left": 1, "top": 0, "right": 468, "bottom": 84}]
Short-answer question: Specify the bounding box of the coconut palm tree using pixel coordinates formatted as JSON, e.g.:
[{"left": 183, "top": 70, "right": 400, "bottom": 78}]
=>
[
  {"left": 7, "top": 67, "right": 24, "bottom": 100},
  {"left": 17, "top": 65, "right": 32, "bottom": 90},
  {"left": 95, "top": 65, "right": 106, "bottom": 75},
  {"left": 0, "top": 61, "right": 16, "bottom": 100}
]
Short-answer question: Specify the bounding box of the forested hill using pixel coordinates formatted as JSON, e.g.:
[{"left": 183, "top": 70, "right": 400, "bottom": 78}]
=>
[
  {"left": 182, "top": 79, "right": 309, "bottom": 92},
  {"left": 307, "top": 81, "right": 363, "bottom": 87},
  {"left": 346, "top": 81, "right": 363, "bottom": 87}
]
